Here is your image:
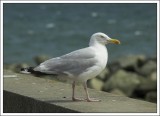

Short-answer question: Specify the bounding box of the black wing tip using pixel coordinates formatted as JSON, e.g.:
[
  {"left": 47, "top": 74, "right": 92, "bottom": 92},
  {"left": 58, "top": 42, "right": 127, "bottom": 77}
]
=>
[{"left": 20, "top": 67, "right": 58, "bottom": 77}]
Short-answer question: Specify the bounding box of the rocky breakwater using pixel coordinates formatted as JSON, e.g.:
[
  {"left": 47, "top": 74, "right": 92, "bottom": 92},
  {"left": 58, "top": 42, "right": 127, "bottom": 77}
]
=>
[
  {"left": 88, "top": 54, "right": 157, "bottom": 103},
  {"left": 4, "top": 54, "right": 157, "bottom": 103}
]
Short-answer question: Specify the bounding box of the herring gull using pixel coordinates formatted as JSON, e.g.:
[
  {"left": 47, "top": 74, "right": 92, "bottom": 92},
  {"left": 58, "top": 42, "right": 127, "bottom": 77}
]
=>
[{"left": 21, "top": 32, "right": 120, "bottom": 102}]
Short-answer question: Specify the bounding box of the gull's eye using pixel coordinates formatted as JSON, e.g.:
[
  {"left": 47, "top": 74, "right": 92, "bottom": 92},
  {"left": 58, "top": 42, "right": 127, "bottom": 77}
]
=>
[{"left": 100, "top": 35, "right": 105, "bottom": 38}]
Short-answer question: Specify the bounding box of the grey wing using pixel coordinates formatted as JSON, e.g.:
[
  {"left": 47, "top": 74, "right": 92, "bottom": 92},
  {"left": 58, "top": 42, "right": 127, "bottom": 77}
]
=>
[
  {"left": 60, "top": 47, "right": 96, "bottom": 59},
  {"left": 34, "top": 47, "right": 97, "bottom": 76}
]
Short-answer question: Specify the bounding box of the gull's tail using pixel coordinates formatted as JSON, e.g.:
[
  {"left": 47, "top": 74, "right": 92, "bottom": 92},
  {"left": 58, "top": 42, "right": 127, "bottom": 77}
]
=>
[
  {"left": 20, "top": 67, "right": 35, "bottom": 74},
  {"left": 20, "top": 67, "right": 55, "bottom": 76}
]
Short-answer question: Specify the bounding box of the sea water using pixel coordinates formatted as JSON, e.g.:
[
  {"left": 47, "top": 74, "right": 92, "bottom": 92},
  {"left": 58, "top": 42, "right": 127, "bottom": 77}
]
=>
[{"left": 3, "top": 3, "right": 157, "bottom": 64}]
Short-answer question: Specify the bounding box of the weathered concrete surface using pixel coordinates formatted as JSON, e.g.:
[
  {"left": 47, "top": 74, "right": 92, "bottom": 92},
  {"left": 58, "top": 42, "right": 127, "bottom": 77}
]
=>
[{"left": 3, "top": 70, "right": 157, "bottom": 113}]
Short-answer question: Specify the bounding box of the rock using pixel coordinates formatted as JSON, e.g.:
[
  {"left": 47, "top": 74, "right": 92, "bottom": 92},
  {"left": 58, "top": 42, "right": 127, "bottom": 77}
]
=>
[
  {"left": 3, "top": 64, "right": 17, "bottom": 70},
  {"left": 137, "top": 78, "right": 157, "bottom": 91},
  {"left": 87, "top": 78, "right": 104, "bottom": 91},
  {"left": 34, "top": 55, "right": 50, "bottom": 65},
  {"left": 148, "top": 55, "right": 157, "bottom": 62},
  {"left": 145, "top": 91, "right": 157, "bottom": 103},
  {"left": 4, "top": 63, "right": 29, "bottom": 73},
  {"left": 4, "top": 64, "right": 20, "bottom": 72},
  {"left": 139, "top": 60, "right": 157, "bottom": 76},
  {"left": 103, "top": 69, "right": 141, "bottom": 96},
  {"left": 133, "top": 77, "right": 157, "bottom": 99},
  {"left": 96, "top": 68, "right": 110, "bottom": 81},
  {"left": 108, "top": 62, "right": 121, "bottom": 73},
  {"left": 117, "top": 55, "right": 146, "bottom": 69},
  {"left": 150, "top": 71, "right": 157, "bottom": 82},
  {"left": 110, "top": 89, "right": 126, "bottom": 96}
]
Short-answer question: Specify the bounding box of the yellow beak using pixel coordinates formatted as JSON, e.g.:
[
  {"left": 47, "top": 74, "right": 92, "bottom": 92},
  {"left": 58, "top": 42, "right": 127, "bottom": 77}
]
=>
[{"left": 108, "top": 39, "right": 121, "bottom": 44}]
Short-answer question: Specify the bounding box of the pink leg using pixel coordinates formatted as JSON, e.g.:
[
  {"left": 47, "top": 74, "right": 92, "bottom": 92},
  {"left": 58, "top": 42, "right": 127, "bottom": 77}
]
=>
[
  {"left": 72, "top": 81, "right": 84, "bottom": 101},
  {"left": 83, "top": 82, "right": 101, "bottom": 102}
]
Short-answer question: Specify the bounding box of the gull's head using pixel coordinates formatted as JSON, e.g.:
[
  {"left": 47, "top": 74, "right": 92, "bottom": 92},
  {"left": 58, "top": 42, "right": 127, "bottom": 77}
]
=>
[{"left": 90, "top": 32, "right": 120, "bottom": 46}]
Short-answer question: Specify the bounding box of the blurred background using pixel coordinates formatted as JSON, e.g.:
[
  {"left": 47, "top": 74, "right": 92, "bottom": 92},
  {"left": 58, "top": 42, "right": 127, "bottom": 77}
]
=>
[{"left": 3, "top": 3, "right": 157, "bottom": 103}]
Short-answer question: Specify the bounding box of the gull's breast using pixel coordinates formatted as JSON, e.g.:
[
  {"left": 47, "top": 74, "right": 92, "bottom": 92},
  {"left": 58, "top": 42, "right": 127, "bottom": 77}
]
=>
[
  {"left": 95, "top": 45, "right": 108, "bottom": 69},
  {"left": 77, "top": 46, "right": 108, "bottom": 82}
]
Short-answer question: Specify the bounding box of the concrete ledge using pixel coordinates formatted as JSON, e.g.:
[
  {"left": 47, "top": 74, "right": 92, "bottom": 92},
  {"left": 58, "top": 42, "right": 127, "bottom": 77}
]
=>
[
  {"left": 3, "top": 70, "right": 157, "bottom": 113},
  {"left": 3, "top": 91, "right": 77, "bottom": 113}
]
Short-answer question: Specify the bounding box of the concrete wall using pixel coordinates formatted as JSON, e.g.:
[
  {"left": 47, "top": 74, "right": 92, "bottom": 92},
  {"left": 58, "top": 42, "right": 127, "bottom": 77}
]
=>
[{"left": 3, "top": 70, "right": 157, "bottom": 113}]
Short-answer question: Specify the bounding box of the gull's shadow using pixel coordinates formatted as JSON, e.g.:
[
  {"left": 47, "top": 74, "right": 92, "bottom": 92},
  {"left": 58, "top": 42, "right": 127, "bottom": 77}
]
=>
[{"left": 45, "top": 99, "right": 76, "bottom": 103}]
